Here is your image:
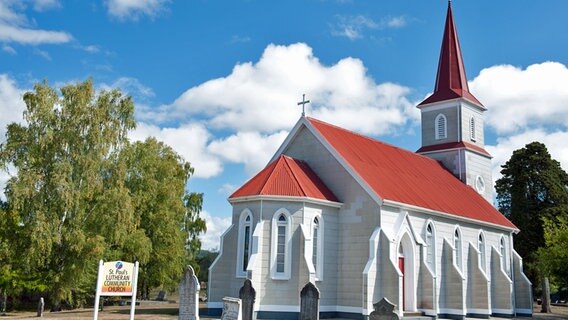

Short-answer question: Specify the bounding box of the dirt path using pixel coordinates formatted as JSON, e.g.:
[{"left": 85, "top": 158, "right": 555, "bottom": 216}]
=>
[{"left": 1, "top": 303, "right": 567, "bottom": 319}]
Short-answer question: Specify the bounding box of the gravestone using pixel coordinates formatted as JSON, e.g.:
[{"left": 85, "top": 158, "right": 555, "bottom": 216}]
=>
[
  {"left": 239, "top": 279, "right": 255, "bottom": 320},
  {"left": 37, "top": 297, "right": 44, "bottom": 317},
  {"left": 157, "top": 290, "right": 168, "bottom": 301},
  {"left": 369, "top": 298, "right": 400, "bottom": 320},
  {"left": 221, "top": 297, "right": 242, "bottom": 320},
  {"left": 300, "top": 282, "right": 320, "bottom": 320},
  {"left": 179, "top": 265, "right": 200, "bottom": 320}
]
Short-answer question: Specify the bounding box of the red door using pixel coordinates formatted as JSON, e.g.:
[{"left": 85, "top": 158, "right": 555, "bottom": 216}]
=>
[{"left": 399, "top": 257, "right": 405, "bottom": 310}]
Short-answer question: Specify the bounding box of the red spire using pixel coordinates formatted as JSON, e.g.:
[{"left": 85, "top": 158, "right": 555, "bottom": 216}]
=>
[{"left": 419, "top": 1, "right": 483, "bottom": 108}]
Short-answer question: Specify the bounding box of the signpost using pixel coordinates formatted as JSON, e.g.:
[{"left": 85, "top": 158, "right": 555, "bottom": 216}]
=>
[{"left": 93, "top": 260, "right": 139, "bottom": 320}]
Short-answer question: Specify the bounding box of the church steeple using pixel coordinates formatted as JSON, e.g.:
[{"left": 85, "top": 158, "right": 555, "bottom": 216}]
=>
[
  {"left": 416, "top": 2, "right": 493, "bottom": 203},
  {"left": 418, "top": 1, "right": 483, "bottom": 108}
]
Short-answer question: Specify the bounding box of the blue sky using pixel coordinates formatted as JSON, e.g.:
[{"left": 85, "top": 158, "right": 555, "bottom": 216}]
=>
[{"left": 2, "top": 0, "right": 568, "bottom": 249}]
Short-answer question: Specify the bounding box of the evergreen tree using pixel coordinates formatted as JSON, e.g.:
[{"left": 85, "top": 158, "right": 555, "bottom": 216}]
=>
[{"left": 495, "top": 141, "right": 568, "bottom": 285}]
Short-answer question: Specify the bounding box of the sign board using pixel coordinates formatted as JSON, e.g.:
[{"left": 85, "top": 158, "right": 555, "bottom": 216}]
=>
[
  {"left": 101, "top": 261, "right": 135, "bottom": 296},
  {"left": 93, "top": 260, "right": 139, "bottom": 320}
]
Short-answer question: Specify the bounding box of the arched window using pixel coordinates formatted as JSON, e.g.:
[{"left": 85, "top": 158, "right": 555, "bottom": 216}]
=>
[
  {"left": 454, "top": 227, "right": 462, "bottom": 270},
  {"left": 236, "top": 210, "right": 253, "bottom": 277},
  {"left": 478, "top": 231, "right": 486, "bottom": 272},
  {"left": 435, "top": 114, "right": 447, "bottom": 140},
  {"left": 500, "top": 236, "right": 507, "bottom": 272},
  {"left": 470, "top": 117, "right": 476, "bottom": 141},
  {"left": 425, "top": 222, "right": 435, "bottom": 271},
  {"left": 271, "top": 209, "right": 291, "bottom": 279},
  {"left": 312, "top": 216, "right": 323, "bottom": 280}
]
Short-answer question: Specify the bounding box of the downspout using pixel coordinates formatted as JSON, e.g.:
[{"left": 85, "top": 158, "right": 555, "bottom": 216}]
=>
[
  {"left": 457, "top": 105, "right": 463, "bottom": 182},
  {"left": 509, "top": 232, "right": 517, "bottom": 316}
]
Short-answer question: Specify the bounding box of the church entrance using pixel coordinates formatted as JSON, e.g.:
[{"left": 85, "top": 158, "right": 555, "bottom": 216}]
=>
[{"left": 398, "top": 233, "right": 415, "bottom": 312}]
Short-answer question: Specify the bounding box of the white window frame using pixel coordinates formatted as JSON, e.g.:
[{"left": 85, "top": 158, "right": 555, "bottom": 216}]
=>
[
  {"left": 453, "top": 226, "right": 462, "bottom": 271},
  {"left": 478, "top": 231, "right": 486, "bottom": 273},
  {"left": 500, "top": 235, "right": 508, "bottom": 274},
  {"left": 470, "top": 116, "right": 477, "bottom": 141},
  {"left": 424, "top": 220, "right": 436, "bottom": 273},
  {"left": 312, "top": 215, "right": 324, "bottom": 281},
  {"left": 236, "top": 209, "right": 253, "bottom": 278},
  {"left": 435, "top": 113, "right": 447, "bottom": 140},
  {"left": 271, "top": 208, "right": 292, "bottom": 280}
]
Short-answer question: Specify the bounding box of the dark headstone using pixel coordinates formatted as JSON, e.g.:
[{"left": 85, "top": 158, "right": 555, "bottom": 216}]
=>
[
  {"left": 239, "top": 279, "right": 256, "bottom": 320},
  {"left": 369, "top": 297, "right": 400, "bottom": 320},
  {"left": 179, "top": 265, "right": 200, "bottom": 320},
  {"left": 37, "top": 297, "right": 44, "bottom": 317},
  {"left": 157, "top": 290, "right": 167, "bottom": 301},
  {"left": 300, "top": 282, "right": 320, "bottom": 320}
]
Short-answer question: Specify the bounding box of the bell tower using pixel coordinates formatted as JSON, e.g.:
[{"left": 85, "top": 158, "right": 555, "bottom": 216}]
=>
[{"left": 416, "top": 1, "right": 493, "bottom": 202}]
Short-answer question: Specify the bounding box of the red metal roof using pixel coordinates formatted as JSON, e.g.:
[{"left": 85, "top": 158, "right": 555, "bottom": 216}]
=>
[
  {"left": 416, "top": 141, "right": 492, "bottom": 157},
  {"left": 418, "top": 2, "right": 483, "bottom": 108},
  {"left": 307, "top": 117, "right": 516, "bottom": 229},
  {"left": 230, "top": 155, "right": 339, "bottom": 202}
]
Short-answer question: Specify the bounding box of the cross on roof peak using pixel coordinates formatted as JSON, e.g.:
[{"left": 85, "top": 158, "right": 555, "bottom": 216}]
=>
[{"left": 297, "top": 94, "right": 310, "bottom": 117}]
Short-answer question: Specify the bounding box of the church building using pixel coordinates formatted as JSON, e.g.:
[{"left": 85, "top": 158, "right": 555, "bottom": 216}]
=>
[{"left": 208, "top": 2, "right": 532, "bottom": 319}]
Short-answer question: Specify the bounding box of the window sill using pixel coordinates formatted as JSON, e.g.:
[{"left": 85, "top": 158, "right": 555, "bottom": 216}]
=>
[{"left": 271, "top": 274, "right": 290, "bottom": 281}]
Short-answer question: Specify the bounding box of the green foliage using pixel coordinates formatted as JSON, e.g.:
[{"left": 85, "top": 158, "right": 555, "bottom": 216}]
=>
[
  {"left": 0, "top": 80, "right": 206, "bottom": 308},
  {"left": 196, "top": 250, "right": 218, "bottom": 282},
  {"left": 495, "top": 141, "right": 568, "bottom": 284},
  {"left": 536, "top": 215, "right": 568, "bottom": 287}
]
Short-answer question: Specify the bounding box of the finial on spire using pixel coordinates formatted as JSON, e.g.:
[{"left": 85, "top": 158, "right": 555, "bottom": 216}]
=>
[
  {"left": 297, "top": 94, "right": 310, "bottom": 117},
  {"left": 417, "top": 1, "right": 484, "bottom": 108}
]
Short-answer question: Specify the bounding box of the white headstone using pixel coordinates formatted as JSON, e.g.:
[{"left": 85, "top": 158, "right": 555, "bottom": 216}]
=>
[
  {"left": 221, "top": 297, "right": 242, "bottom": 320},
  {"left": 179, "top": 265, "right": 200, "bottom": 320}
]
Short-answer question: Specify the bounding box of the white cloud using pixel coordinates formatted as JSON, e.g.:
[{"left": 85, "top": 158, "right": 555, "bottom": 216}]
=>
[
  {"left": 487, "top": 129, "right": 568, "bottom": 186},
  {"left": 149, "top": 43, "right": 415, "bottom": 136},
  {"left": 0, "top": 0, "right": 72, "bottom": 45},
  {"left": 33, "top": 47, "right": 51, "bottom": 60},
  {"left": 105, "top": 0, "right": 169, "bottom": 20},
  {"left": 208, "top": 131, "right": 289, "bottom": 176},
  {"left": 129, "top": 122, "right": 223, "bottom": 179},
  {"left": 2, "top": 44, "right": 16, "bottom": 54},
  {"left": 32, "top": 0, "right": 61, "bottom": 12},
  {"left": 199, "top": 210, "right": 232, "bottom": 251},
  {"left": 101, "top": 77, "right": 155, "bottom": 99},
  {"left": 385, "top": 16, "right": 407, "bottom": 28},
  {"left": 331, "top": 15, "right": 408, "bottom": 40},
  {"left": 470, "top": 62, "right": 568, "bottom": 134},
  {"left": 230, "top": 35, "right": 251, "bottom": 44},
  {"left": 0, "top": 24, "right": 72, "bottom": 44},
  {"left": 218, "top": 183, "right": 237, "bottom": 196},
  {"left": 0, "top": 74, "right": 26, "bottom": 142},
  {"left": 0, "top": 74, "right": 26, "bottom": 200}
]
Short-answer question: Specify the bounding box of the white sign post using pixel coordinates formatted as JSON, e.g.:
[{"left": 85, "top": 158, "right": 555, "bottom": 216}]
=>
[{"left": 93, "top": 260, "right": 139, "bottom": 320}]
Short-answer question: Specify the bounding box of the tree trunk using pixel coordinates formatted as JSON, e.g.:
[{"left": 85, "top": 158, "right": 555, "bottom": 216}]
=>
[
  {"left": 0, "top": 288, "right": 6, "bottom": 314},
  {"left": 541, "top": 276, "right": 551, "bottom": 313}
]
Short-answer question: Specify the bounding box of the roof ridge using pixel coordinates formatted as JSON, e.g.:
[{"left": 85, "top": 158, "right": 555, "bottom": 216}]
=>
[
  {"left": 307, "top": 117, "right": 445, "bottom": 165},
  {"left": 283, "top": 156, "right": 308, "bottom": 197},
  {"left": 259, "top": 156, "right": 284, "bottom": 195}
]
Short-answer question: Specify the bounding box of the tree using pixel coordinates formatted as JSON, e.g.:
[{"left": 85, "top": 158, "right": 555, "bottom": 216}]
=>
[
  {"left": 116, "top": 138, "right": 206, "bottom": 298},
  {"left": 495, "top": 141, "right": 568, "bottom": 302},
  {"left": 0, "top": 80, "right": 136, "bottom": 307},
  {"left": 0, "top": 79, "right": 206, "bottom": 308}
]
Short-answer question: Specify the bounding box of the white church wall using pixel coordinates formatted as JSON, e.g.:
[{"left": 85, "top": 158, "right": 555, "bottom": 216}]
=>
[
  {"left": 464, "top": 150, "right": 493, "bottom": 202},
  {"left": 421, "top": 105, "right": 459, "bottom": 146},
  {"left": 208, "top": 224, "right": 241, "bottom": 305},
  {"left": 379, "top": 205, "right": 516, "bottom": 317},
  {"left": 283, "top": 125, "right": 380, "bottom": 310},
  {"left": 304, "top": 204, "right": 340, "bottom": 308},
  {"left": 460, "top": 103, "right": 485, "bottom": 146}
]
